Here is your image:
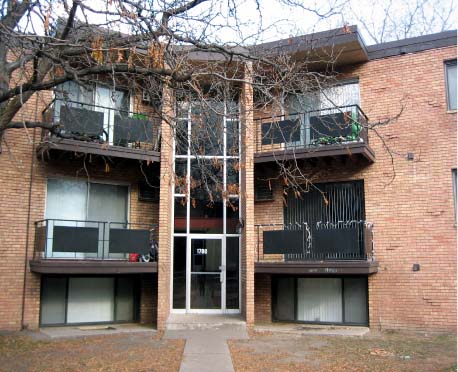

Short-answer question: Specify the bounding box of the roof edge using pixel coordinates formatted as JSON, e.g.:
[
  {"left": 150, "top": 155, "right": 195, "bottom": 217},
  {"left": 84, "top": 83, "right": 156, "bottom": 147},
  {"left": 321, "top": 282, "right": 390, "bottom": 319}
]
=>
[{"left": 367, "top": 30, "right": 457, "bottom": 60}]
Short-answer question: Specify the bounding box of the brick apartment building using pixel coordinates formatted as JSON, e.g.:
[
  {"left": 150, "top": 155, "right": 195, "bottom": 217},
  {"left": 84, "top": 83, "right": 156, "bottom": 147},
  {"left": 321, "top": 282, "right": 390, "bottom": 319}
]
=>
[{"left": 0, "top": 27, "right": 456, "bottom": 333}]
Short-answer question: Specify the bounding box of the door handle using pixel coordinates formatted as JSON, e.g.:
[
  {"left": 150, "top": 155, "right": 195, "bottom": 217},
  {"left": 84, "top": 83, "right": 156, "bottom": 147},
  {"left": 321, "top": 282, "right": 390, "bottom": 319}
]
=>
[{"left": 219, "top": 265, "right": 225, "bottom": 283}]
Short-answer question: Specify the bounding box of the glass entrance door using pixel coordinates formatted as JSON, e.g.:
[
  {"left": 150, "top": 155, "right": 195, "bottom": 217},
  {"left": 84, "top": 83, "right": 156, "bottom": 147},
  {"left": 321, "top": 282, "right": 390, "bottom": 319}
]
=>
[{"left": 189, "top": 238, "right": 224, "bottom": 311}]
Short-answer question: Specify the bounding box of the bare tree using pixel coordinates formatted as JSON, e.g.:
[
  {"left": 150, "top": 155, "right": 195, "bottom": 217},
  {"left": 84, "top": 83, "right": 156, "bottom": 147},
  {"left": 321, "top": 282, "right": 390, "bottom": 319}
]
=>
[
  {"left": 341, "top": 0, "right": 456, "bottom": 44},
  {"left": 0, "top": 0, "right": 449, "bottom": 200}
]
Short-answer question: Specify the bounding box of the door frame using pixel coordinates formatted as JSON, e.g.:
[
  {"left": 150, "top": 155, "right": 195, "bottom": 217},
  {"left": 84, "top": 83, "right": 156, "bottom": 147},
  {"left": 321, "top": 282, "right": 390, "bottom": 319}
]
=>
[{"left": 187, "top": 235, "right": 225, "bottom": 313}]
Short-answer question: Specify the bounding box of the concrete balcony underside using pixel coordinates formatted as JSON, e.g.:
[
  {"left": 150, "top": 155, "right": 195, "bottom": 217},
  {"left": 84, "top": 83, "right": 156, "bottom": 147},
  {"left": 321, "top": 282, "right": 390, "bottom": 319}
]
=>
[
  {"left": 29, "top": 259, "right": 158, "bottom": 274},
  {"left": 37, "top": 138, "right": 161, "bottom": 162},
  {"left": 254, "top": 142, "right": 375, "bottom": 164},
  {"left": 255, "top": 260, "right": 379, "bottom": 275}
]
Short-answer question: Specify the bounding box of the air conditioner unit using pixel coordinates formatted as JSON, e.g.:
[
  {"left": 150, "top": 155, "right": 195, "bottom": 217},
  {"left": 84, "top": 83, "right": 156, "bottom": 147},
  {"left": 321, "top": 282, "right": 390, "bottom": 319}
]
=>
[
  {"left": 254, "top": 179, "right": 274, "bottom": 202},
  {"left": 142, "top": 89, "right": 152, "bottom": 103}
]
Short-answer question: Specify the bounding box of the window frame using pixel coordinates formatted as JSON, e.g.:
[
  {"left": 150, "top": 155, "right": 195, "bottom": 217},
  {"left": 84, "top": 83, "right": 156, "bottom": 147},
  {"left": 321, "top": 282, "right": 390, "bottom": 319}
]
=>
[{"left": 444, "top": 59, "right": 457, "bottom": 111}]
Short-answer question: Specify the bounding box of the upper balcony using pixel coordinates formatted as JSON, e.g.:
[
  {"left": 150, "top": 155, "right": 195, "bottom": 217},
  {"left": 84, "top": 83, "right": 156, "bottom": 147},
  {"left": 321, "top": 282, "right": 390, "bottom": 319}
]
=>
[
  {"left": 255, "top": 221, "right": 378, "bottom": 275},
  {"left": 30, "top": 219, "right": 158, "bottom": 274},
  {"left": 37, "top": 98, "right": 161, "bottom": 162},
  {"left": 254, "top": 105, "right": 375, "bottom": 164}
]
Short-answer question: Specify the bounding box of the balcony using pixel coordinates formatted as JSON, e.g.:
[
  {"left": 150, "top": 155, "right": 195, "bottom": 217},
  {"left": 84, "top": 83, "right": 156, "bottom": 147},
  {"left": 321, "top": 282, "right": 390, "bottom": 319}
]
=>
[
  {"left": 254, "top": 105, "right": 375, "bottom": 163},
  {"left": 30, "top": 219, "right": 158, "bottom": 274},
  {"left": 37, "top": 99, "right": 160, "bottom": 162},
  {"left": 255, "top": 221, "right": 378, "bottom": 275}
]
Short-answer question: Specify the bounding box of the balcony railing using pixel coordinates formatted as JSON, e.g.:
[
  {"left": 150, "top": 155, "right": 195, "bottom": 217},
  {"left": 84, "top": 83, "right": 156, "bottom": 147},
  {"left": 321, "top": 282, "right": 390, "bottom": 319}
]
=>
[
  {"left": 255, "top": 105, "right": 368, "bottom": 153},
  {"left": 42, "top": 98, "right": 160, "bottom": 151},
  {"left": 255, "top": 220, "right": 374, "bottom": 262},
  {"left": 34, "top": 219, "right": 158, "bottom": 262}
]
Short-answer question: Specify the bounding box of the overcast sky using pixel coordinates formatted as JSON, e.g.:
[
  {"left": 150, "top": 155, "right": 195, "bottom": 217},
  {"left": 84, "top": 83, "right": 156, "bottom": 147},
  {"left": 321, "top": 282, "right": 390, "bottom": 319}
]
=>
[
  {"left": 22, "top": 0, "right": 457, "bottom": 46},
  {"left": 199, "top": 0, "right": 457, "bottom": 45}
]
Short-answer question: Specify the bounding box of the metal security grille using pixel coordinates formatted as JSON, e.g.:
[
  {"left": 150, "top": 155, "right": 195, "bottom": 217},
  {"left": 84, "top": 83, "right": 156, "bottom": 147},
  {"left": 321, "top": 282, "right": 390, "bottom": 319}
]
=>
[{"left": 284, "top": 180, "right": 365, "bottom": 226}]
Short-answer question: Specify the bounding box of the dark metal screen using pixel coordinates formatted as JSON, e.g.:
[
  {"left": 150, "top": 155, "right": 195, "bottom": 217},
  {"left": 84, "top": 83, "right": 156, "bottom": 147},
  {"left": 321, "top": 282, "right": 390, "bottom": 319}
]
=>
[
  {"left": 284, "top": 180, "right": 365, "bottom": 226},
  {"left": 109, "top": 228, "right": 150, "bottom": 254},
  {"left": 284, "top": 181, "right": 365, "bottom": 259},
  {"left": 53, "top": 226, "right": 99, "bottom": 253},
  {"left": 263, "top": 230, "right": 304, "bottom": 254},
  {"left": 261, "top": 119, "right": 301, "bottom": 145},
  {"left": 60, "top": 106, "right": 104, "bottom": 136},
  {"left": 310, "top": 111, "right": 353, "bottom": 140},
  {"left": 113, "top": 116, "right": 154, "bottom": 145}
]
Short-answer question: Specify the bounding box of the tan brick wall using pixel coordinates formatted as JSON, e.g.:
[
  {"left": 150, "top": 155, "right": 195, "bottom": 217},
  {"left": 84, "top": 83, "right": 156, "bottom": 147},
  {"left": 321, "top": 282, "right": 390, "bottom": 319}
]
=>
[
  {"left": 253, "top": 46, "right": 457, "bottom": 332},
  {"left": 139, "top": 275, "right": 158, "bottom": 324},
  {"left": 254, "top": 273, "right": 271, "bottom": 323},
  {"left": 357, "top": 46, "right": 457, "bottom": 333},
  {"left": 0, "top": 91, "right": 51, "bottom": 330}
]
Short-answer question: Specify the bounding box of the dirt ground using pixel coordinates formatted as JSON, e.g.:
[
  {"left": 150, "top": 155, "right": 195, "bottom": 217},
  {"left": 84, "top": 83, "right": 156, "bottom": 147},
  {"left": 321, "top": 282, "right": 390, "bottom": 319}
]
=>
[
  {"left": 228, "top": 330, "right": 457, "bottom": 372},
  {"left": 0, "top": 328, "right": 456, "bottom": 372},
  {"left": 0, "top": 331, "right": 184, "bottom": 372}
]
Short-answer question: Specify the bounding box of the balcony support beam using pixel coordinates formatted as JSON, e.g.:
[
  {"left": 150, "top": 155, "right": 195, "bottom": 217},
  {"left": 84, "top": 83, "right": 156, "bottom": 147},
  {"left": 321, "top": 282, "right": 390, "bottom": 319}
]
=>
[
  {"left": 29, "top": 260, "right": 158, "bottom": 274},
  {"left": 254, "top": 142, "right": 375, "bottom": 164},
  {"left": 255, "top": 261, "right": 378, "bottom": 275},
  {"left": 37, "top": 138, "right": 160, "bottom": 162}
]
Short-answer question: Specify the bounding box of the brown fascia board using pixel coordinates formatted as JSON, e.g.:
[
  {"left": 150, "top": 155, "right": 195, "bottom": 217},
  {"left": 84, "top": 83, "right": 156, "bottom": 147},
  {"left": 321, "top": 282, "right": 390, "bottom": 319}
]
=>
[
  {"left": 248, "top": 25, "right": 369, "bottom": 64},
  {"left": 170, "top": 26, "right": 369, "bottom": 65},
  {"left": 367, "top": 30, "right": 457, "bottom": 60},
  {"left": 170, "top": 45, "right": 250, "bottom": 62}
]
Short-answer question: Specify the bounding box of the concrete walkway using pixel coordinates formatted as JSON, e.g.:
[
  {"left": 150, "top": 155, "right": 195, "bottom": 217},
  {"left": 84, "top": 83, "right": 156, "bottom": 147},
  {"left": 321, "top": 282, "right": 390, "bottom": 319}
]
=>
[
  {"left": 38, "top": 323, "right": 156, "bottom": 339},
  {"left": 164, "top": 315, "right": 248, "bottom": 372}
]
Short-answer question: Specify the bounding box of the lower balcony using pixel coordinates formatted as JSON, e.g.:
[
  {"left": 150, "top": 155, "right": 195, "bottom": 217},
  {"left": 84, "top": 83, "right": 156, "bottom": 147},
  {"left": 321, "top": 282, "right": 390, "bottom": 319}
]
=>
[
  {"left": 30, "top": 219, "right": 158, "bottom": 274},
  {"left": 255, "top": 221, "right": 378, "bottom": 275}
]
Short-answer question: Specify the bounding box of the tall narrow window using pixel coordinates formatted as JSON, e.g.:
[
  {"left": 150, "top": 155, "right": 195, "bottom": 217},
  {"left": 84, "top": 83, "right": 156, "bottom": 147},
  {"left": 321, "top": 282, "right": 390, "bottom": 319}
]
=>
[
  {"left": 445, "top": 60, "right": 457, "bottom": 111},
  {"left": 172, "top": 98, "right": 241, "bottom": 312}
]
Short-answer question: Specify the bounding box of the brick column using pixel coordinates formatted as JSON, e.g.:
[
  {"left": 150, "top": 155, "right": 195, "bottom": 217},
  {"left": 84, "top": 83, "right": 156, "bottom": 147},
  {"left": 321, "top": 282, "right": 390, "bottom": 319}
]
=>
[
  {"left": 157, "top": 84, "right": 174, "bottom": 330},
  {"left": 139, "top": 275, "right": 158, "bottom": 324},
  {"left": 240, "top": 62, "right": 255, "bottom": 326},
  {"left": 255, "top": 274, "right": 272, "bottom": 323}
]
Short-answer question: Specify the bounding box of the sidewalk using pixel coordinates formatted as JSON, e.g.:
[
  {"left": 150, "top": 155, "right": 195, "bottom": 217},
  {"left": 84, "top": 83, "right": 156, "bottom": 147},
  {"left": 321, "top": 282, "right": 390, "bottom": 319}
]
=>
[{"left": 164, "top": 316, "right": 248, "bottom": 372}]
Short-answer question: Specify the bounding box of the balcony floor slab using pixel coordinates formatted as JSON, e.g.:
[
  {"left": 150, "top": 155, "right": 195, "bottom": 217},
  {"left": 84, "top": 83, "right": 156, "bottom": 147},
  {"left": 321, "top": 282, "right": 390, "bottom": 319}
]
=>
[
  {"left": 37, "top": 138, "right": 160, "bottom": 162},
  {"left": 255, "top": 260, "right": 378, "bottom": 275},
  {"left": 29, "top": 259, "right": 158, "bottom": 274},
  {"left": 254, "top": 142, "right": 375, "bottom": 164}
]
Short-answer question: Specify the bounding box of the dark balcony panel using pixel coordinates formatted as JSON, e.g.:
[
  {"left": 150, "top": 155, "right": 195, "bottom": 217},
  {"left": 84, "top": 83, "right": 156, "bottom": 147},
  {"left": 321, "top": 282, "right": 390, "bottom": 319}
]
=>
[
  {"left": 53, "top": 226, "right": 99, "bottom": 253},
  {"left": 263, "top": 230, "right": 304, "bottom": 254},
  {"left": 60, "top": 106, "right": 104, "bottom": 137},
  {"left": 261, "top": 119, "right": 301, "bottom": 145},
  {"left": 310, "top": 111, "right": 354, "bottom": 141},
  {"left": 109, "top": 228, "right": 150, "bottom": 254},
  {"left": 113, "top": 116, "right": 154, "bottom": 146},
  {"left": 312, "top": 227, "right": 360, "bottom": 257}
]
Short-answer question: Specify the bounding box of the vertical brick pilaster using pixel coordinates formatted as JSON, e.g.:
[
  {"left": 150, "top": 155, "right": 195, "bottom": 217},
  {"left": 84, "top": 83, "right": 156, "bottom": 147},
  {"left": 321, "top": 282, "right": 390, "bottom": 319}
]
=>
[
  {"left": 255, "top": 274, "right": 272, "bottom": 323},
  {"left": 241, "top": 62, "right": 255, "bottom": 326},
  {"left": 139, "top": 275, "right": 158, "bottom": 324},
  {"left": 157, "top": 84, "right": 174, "bottom": 330}
]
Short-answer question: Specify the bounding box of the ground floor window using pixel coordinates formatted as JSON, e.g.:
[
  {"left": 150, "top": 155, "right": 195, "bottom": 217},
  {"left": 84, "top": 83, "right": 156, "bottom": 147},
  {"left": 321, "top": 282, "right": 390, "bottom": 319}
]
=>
[
  {"left": 272, "top": 276, "right": 368, "bottom": 325},
  {"left": 40, "top": 276, "right": 139, "bottom": 326}
]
